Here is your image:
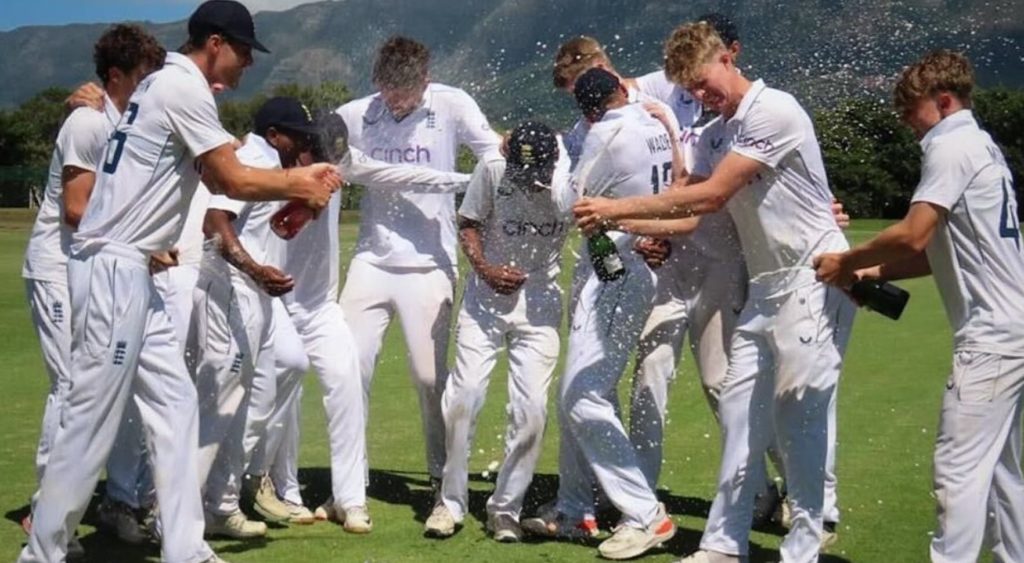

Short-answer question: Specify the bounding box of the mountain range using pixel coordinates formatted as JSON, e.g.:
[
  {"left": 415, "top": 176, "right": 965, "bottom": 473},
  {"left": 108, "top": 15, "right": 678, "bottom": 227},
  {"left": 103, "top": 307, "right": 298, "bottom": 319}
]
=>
[{"left": 2, "top": 0, "right": 1022, "bottom": 127}]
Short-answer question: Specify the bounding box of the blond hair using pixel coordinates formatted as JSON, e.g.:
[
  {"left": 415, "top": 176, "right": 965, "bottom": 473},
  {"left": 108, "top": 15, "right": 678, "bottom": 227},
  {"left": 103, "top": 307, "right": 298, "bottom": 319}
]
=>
[
  {"left": 893, "top": 49, "right": 974, "bottom": 112},
  {"left": 663, "top": 21, "right": 726, "bottom": 87},
  {"left": 552, "top": 36, "right": 611, "bottom": 89}
]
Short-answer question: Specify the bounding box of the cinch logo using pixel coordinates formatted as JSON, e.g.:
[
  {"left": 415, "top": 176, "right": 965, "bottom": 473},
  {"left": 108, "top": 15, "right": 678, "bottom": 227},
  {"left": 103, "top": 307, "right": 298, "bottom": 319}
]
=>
[
  {"left": 52, "top": 301, "right": 64, "bottom": 324},
  {"left": 370, "top": 146, "right": 432, "bottom": 164},
  {"left": 113, "top": 341, "right": 128, "bottom": 366},
  {"left": 501, "top": 219, "right": 567, "bottom": 237},
  {"left": 737, "top": 135, "right": 774, "bottom": 152},
  {"left": 230, "top": 353, "right": 244, "bottom": 375}
]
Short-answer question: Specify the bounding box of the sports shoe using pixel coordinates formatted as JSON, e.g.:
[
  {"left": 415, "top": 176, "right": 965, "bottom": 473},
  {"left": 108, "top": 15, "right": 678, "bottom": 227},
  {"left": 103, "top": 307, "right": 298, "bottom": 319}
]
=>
[
  {"left": 821, "top": 521, "right": 839, "bottom": 550},
  {"left": 752, "top": 482, "right": 782, "bottom": 527},
  {"left": 283, "top": 500, "right": 315, "bottom": 525},
  {"left": 244, "top": 474, "right": 292, "bottom": 523},
  {"left": 487, "top": 512, "right": 522, "bottom": 543},
  {"left": 204, "top": 510, "right": 267, "bottom": 539},
  {"left": 675, "top": 550, "right": 742, "bottom": 563},
  {"left": 314, "top": 497, "right": 335, "bottom": 521},
  {"left": 340, "top": 504, "right": 373, "bottom": 534},
  {"left": 424, "top": 503, "right": 459, "bottom": 538},
  {"left": 521, "top": 502, "right": 599, "bottom": 540},
  {"left": 597, "top": 504, "right": 675, "bottom": 560},
  {"left": 97, "top": 498, "right": 148, "bottom": 545}
]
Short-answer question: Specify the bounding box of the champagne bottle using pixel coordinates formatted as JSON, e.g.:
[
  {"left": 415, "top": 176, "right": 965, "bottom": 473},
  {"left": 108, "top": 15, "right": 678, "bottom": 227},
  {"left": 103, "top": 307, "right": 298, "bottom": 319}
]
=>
[
  {"left": 270, "top": 200, "right": 316, "bottom": 240},
  {"left": 849, "top": 279, "right": 910, "bottom": 320},
  {"left": 588, "top": 231, "right": 625, "bottom": 282}
]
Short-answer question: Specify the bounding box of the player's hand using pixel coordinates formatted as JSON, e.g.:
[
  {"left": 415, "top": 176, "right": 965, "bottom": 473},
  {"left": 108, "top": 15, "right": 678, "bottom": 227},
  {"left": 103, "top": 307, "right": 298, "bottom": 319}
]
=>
[
  {"left": 148, "top": 248, "right": 180, "bottom": 275},
  {"left": 643, "top": 102, "right": 674, "bottom": 133},
  {"left": 292, "top": 163, "right": 343, "bottom": 211},
  {"left": 65, "top": 82, "right": 105, "bottom": 112},
  {"left": 479, "top": 264, "right": 527, "bottom": 295},
  {"left": 573, "top": 196, "right": 619, "bottom": 236},
  {"left": 832, "top": 199, "right": 851, "bottom": 230},
  {"left": 633, "top": 237, "right": 671, "bottom": 269},
  {"left": 249, "top": 264, "right": 295, "bottom": 297},
  {"left": 813, "top": 252, "right": 855, "bottom": 287}
]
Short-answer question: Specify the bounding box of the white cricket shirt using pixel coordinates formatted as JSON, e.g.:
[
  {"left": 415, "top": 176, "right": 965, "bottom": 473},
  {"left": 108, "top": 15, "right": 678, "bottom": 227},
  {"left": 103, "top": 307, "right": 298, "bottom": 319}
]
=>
[
  {"left": 23, "top": 95, "right": 121, "bottom": 283},
  {"left": 336, "top": 83, "right": 499, "bottom": 272},
  {"left": 911, "top": 110, "right": 1024, "bottom": 356},
  {"left": 703, "top": 79, "right": 847, "bottom": 295},
  {"left": 73, "top": 52, "right": 234, "bottom": 255}
]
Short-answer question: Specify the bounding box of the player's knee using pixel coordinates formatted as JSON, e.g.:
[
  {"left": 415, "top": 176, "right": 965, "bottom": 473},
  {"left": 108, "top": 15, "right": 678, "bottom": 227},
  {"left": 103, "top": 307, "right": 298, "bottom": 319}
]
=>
[{"left": 510, "top": 400, "right": 547, "bottom": 438}]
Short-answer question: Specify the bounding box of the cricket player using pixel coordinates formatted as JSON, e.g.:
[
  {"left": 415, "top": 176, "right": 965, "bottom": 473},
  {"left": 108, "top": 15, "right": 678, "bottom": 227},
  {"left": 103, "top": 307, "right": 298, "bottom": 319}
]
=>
[
  {"left": 20, "top": 24, "right": 165, "bottom": 556},
  {"left": 18, "top": 1, "right": 340, "bottom": 561},
  {"left": 335, "top": 35, "right": 500, "bottom": 492},
  {"left": 814, "top": 50, "right": 1024, "bottom": 563},
  {"left": 244, "top": 111, "right": 473, "bottom": 533},
  {"left": 525, "top": 68, "right": 676, "bottom": 561},
  {"left": 573, "top": 23, "right": 855, "bottom": 563},
  {"left": 191, "top": 96, "right": 320, "bottom": 539},
  {"left": 424, "top": 121, "right": 570, "bottom": 542}
]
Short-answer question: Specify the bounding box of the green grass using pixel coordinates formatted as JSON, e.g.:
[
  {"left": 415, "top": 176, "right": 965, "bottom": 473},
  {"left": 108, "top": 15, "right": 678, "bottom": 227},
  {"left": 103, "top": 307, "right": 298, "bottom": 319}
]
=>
[{"left": 0, "top": 211, "right": 961, "bottom": 562}]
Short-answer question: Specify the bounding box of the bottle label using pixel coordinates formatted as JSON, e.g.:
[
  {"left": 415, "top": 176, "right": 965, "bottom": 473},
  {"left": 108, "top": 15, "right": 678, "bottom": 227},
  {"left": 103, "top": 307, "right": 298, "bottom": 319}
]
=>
[{"left": 602, "top": 254, "right": 624, "bottom": 276}]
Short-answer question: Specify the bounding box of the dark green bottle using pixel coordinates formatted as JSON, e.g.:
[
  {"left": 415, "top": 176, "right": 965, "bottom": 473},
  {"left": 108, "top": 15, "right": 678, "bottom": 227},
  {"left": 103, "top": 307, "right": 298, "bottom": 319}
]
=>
[{"left": 588, "top": 231, "right": 625, "bottom": 282}]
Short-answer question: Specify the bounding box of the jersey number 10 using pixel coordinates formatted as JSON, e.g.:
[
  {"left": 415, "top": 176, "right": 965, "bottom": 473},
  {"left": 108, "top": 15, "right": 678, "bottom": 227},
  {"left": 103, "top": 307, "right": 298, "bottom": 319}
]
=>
[{"left": 102, "top": 102, "right": 139, "bottom": 174}]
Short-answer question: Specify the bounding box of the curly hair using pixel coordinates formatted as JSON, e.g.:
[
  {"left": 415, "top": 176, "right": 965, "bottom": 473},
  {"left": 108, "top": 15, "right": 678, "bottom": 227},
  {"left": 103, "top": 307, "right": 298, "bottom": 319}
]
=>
[
  {"left": 552, "top": 36, "right": 611, "bottom": 89},
  {"left": 94, "top": 24, "right": 166, "bottom": 84},
  {"left": 663, "top": 21, "right": 726, "bottom": 88},
  {"left": 372, "top": 35, "right": 430, "bottom": 90},
  {"left": 893, "top": 49, "right": 974, "bottom": 112}
]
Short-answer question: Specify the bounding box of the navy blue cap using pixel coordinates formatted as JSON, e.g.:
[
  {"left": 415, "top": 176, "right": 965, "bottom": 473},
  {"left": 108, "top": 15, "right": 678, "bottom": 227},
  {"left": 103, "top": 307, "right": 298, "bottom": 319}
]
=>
[
  {"left": 574, "top": 67, "right": 621, "bottom": 120},
  {"left": 254, "top": 97, "right": 318, "bottom": 137},
  {"left": 506, "top": 121, "right": 558, "bottom": 186},
  {"left": 189, "top": 0, "right": 270, "bottom": 54}
]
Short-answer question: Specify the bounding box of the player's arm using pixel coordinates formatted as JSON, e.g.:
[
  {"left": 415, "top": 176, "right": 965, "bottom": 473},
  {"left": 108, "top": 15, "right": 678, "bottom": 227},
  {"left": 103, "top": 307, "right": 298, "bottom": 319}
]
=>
[
  {"left": 458, "top": 215, "right": 525, "bottom": 295},
  {"left": 61, "top": 166, "right": 95, "bottom": 228},
  {"left": 814, "top": 202, "right": 943, "bottom": 287},
  {"left": 343, "top": 146, "right": 471, "bottom": 193},
  {"left": 644, "top": 102, "right": 687, "bottom": 182},
  {"left": 617, "top": 173, "right": 706, "bottom": 237},
  {"left": 198, "top": 144, "right": 339, "bottom": 209},
  {"left": 573, "top": 152, "right": 759, "bottom": 234},
  {"left": 454, "top": 91, "right": 502, "bottom": 158},
  {"left": 202, "top": 207, "right": 294, "bottom": 296}
]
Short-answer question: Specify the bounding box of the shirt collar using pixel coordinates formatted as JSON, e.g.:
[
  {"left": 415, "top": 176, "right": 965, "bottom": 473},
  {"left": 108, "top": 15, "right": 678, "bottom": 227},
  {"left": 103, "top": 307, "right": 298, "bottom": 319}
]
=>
[
  {"left": 164, "top": 52, "right": 210, "bottom": 86},
  {"left": 242, "top": 132, "right": 283, "bottom": 169},
  {"left": 920, "top": 109, "right": 976, "bottom": 150},
  {"left": 102, "top": 94, "right": 121, "bottom": 127},
  {"left": 730, "top": 78, "right": 766, "bottom": 123}
]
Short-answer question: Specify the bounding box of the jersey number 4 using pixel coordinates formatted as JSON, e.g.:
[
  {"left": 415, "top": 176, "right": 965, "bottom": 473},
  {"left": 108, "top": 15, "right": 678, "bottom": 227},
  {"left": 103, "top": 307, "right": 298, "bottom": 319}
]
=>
[
  {"left": 999, "top": 177, "right": 1020, "bottom": 251},
  {"left": 650, "top": 162, "right": 672, "bottom": 194},
  {"left": 102, "top": 102, "right": 139, "bottom": 174}
]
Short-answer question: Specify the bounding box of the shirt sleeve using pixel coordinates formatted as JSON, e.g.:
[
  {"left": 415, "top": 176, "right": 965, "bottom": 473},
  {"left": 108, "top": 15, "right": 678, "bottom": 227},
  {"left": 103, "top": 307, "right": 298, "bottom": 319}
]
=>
[
  {"left": 457, "top": 158, "right": 499, "bottom": 223},
  {"left": 207, "top": 190, "right": 247, "bottom": 216},
  {"left": 453, "top": 89, "right": 501, "bottom": 158},
  {"left": 343, "top": 146, "right": 471, "bottom": 193},
  {"left": 730, "top": 96, "right": 803, "bottom": 169},
  {"left": 60, "top": 108, "right": 108, "bottom": 172},
  {"left": 911, "top": 141, "right": 972, "bottom": 211},
  {"left": 690, "top": 128, "right": 715, "bottom": 179},
  {"left": 571, "top": 123, "right": 622, "bottom": 201},
  {"left": 165, "top": 82, "right": 235, "bottom": 159}
]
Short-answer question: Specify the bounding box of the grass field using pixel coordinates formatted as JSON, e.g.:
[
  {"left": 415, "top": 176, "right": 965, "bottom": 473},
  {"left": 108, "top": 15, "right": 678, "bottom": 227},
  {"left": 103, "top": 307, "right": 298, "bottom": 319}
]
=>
[{"left": 0, "top": 211, "right": 966, "bottom": 562}]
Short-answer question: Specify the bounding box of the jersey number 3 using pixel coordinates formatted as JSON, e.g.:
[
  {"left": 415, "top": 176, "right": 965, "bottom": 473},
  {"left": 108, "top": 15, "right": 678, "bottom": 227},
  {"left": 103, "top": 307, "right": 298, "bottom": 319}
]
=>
[
  {"left": 999, "top": 177, "right": 1020, "bottom": 250},
  {"left": 102, "top": 102, "right": 139, "bottom": 174}
]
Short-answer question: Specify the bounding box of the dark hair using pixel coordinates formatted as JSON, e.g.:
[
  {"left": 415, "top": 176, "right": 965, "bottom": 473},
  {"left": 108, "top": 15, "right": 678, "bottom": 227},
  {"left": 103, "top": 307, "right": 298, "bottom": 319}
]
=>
[
  {"left": 94, "top": 24, "right": 166, "bottom": 84},
  {"left": 372, "top": 35, "right": 430, "bottom": 90}
]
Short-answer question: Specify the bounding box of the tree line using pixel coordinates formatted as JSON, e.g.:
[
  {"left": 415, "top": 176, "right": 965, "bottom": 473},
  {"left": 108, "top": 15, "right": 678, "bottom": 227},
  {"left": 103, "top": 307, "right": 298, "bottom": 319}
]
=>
[{"left": 0, "top": 81, "right": 1021, "bottom": 219}]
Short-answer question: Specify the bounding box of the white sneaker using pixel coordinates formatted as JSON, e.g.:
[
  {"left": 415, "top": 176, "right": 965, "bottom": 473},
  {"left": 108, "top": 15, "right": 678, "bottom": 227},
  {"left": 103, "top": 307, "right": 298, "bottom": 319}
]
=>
[
  {"left": 821, "top": 521, "right": 838, "bottom": 551},
  {"left": 97, "top": 499, "right": 148, "bottom": 545},
  {"left": 340, "top": 504, "right": 373, "bottom": 534},
  {"left": 204, "top": 510, "right": 268, "bottom": 539},
  {"left": 424, "top": 503, "right": 459, "bottom": 538},
  {"left": 246, "top": 474, "right": 292, "bottom": 523},
  {"left": 283, "top": 500, "right": 315, "bottom": 525},
  {"left": 521, "top": 502, "right": 599, "bottom": 540},
  {"left": 596, "top": 505, "right": 675, "bottom": 560},
  {"left": 314, "top": 497, "right": 335, "bottom": 522},
  {"left": 487, "top": 512, "right": 522, "bottom": 543}
]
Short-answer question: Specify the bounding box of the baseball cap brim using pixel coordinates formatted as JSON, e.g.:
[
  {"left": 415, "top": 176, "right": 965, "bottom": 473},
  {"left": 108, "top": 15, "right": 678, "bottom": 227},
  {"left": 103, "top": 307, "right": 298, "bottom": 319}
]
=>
[{"left": 229, "top": 33, "right": 270, "bottom": 54}]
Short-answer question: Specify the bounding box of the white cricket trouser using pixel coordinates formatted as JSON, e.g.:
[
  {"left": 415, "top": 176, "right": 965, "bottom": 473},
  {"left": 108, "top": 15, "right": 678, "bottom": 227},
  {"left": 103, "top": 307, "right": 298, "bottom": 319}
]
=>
[
  {"left": 284, "top": 300, "right": 365, "bottom": 510},
  {"left": 340, "top": 258, "right": 455, "bottom": 479},
  {"left": 555, "top": 257, "right": 660, "bottom": 528},
  {"left": 440, "top": 278, "right": 561, "bottom": 521},
  {"left": 701, "top": 280, "right": 854, "bottom": 563},
  {"left": 19, "top": 244, "right": 211, "bottom": 563},
  {"left": 24, "top": 279, "right": 71, "bottom": 503},
  {"left": 930, "top": 351, "right": 1024, "bottom": 563},
  {"left": 246, "top": 298, "right": 308, "bottom": 506},
  {"left": 629, "top": 255, "right": 746, "bottom": 488},
  {"left": 106, "top": 264, "right": 199, "bottom": 510},
  {"left": 191, "top": 272, "right": 276, "bottom": 516}
]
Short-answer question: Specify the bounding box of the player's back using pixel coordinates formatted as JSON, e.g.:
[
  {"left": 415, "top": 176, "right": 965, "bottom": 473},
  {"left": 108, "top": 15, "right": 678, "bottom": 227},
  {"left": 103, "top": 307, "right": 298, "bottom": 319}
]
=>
[
  {"left": 75, "top": 52, "right": 231, "bottom": 256},
  {"left": 914, "top": 111, "right": 1024, "bottom": 355}
]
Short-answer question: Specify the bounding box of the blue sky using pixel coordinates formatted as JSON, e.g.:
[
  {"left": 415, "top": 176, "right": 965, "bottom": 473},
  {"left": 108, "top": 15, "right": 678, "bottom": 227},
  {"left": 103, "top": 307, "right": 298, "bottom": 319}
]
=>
[{"left": 0, "top": 0, "right": 321, "bottom": 31}]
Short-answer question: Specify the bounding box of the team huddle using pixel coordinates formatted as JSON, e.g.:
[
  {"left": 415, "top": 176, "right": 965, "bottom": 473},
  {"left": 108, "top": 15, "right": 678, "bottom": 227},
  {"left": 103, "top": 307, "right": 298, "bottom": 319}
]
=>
[{"left": 16, "top": 0, "right": 1024, "bottom": 562}]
